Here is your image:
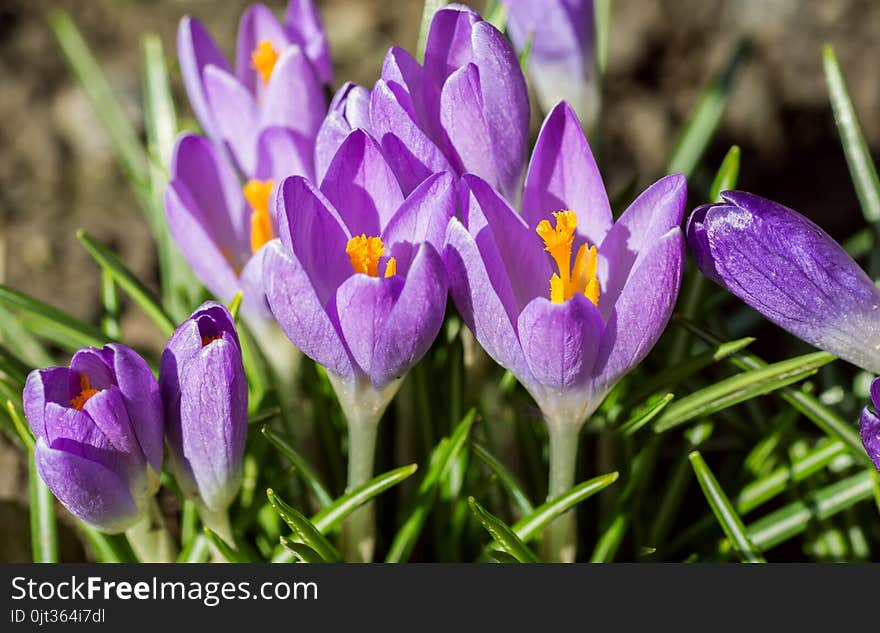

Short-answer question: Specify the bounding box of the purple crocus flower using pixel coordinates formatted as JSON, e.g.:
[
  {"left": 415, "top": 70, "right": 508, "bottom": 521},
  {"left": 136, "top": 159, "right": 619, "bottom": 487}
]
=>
[
  {"left": 503, "top": 0, "right": 600, "bottom": 128},
  {"left": 688, "top": 191, "right": 880, "bottom": 374},
  {"left": 178, "top": 0, "right": 330, "bottom": 175},
  {"left": 315, "top": 82, "right": 373, "bottom": 183},
  {"left": 860, "top": 378, "right": 880, "bottom": 472},
  {"left": 23, "top": 345, "right": 163, "bottom": 533},
  {"left": 160, "top": 302, "right": 248, "bottom": 538},
  {"left": 444, "top": 101, "right": 685, "bottom": 560},
  {"left": 355, "top": 5, "right": 528, "bottom": 200}
]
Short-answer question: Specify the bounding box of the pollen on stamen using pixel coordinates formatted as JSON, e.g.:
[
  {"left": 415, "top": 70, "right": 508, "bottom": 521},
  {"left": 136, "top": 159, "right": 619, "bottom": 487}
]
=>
[
  {"left": 346, "top": 235, "right": 396, "bottom": 278},
  {"left": 536, "top": 210, "right": 601, "bottom": 305},
  {"left": 70, "top": 374, "right": 100, "bottom": 411},
  {"left": 201, "top": 334, "right": 223, "bottom": 347},
  {"left": 243, "top": 179, "right": 275, "bottom": 254},
  {"left": 251, "top": 40, "right": 280, "bottom": 84}
]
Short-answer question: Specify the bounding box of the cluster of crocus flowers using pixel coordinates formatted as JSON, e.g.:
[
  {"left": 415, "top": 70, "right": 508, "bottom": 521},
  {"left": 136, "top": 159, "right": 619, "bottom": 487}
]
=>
[
  {"left": 23, "top": 303, "right": 247, "bottom": 552},
  {"left": 263, "top": 129, "right": 455, "bottom": 560},
  {"left": 445, "top": 102, "right": 687, "bottom": 560}
]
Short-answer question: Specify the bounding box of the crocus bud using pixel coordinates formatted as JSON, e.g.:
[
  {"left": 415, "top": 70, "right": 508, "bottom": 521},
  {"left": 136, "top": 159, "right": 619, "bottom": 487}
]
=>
[
  {"left": 23, "top": 344, "right": 163, "bottom": 533},
  {"left": 160, "top": 302, "right": 248, "bottom": 523}
]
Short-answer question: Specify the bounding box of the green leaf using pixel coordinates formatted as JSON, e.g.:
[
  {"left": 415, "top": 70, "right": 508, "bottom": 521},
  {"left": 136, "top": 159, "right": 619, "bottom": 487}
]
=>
[
  {"left": 385, "top": 408, "right": 476, "bottom": 562},
  {"left": 279, "top": 538, "right": 325, "bottom": 563},
  {"left": 267, "top": 489, "right": 340, "bottom": 562},
  {"left": 178, "top": 534, "right": 211, "bottom": 563},
  {"left": 653, "top": 351, "right": 835, "bottom": 432},
  {"left": 312, "top": 463, "right": 418, "bottom": 533},
  {"left": 589, "top": 513, "right": 628, "bottom": 563},
  {"left": 7, "top": 400, "right": 35, "bottom": 451},
  {"left": 99, "top": 269, "right": 121, "bottom": 339},
  {"left": 48, "top": 11, "right": 149, "bottom": 206},
  {"left": 619, "top": 393, "right": 675, "bottom": 436},
  {"left": 468, "top": 497, "right": 539, "bottom": 563},
  {"left": 261, "top": 426, "right": 333, "bottom": 508},
  {"left": 512, "top": 471, "right": 620, "bottom": 543},
  {"left": 79, "top": 526, "right": 137, "bottom": 563},
  {"left": 417, "top": 0, "right": 448, "bottom": 63},
  {"left": 823, "top": 45, "right": 880, "bottom": 224},
  {"left": 666, "top": 38, "right": 748, "bottom": 178},
  {"left": 487, "top": 550, "right": 520, "bottom": 564},
  {"left": 228, "top": 291, "right": 244, "bottom": 323},
  {"left": 28, "top": 453, "right": 58, "bottom": 563},
  {"left": 472, "top": 442, "right": 534, "bottom": 515},
  {"left": 744, "top": 470, "right": 875, "bottom": 552},
  {"left": 77, "top": 230, "right": 176, "bottom": 336},
  {"left": 594, "top": 0, "right": 612, "bottom": 75},
  {"left": 708, "top": 145, "right": 741, "bottom": 202},
  {"left": 0, "top": 284, "right": 107, "bottom": 349},
  {"left": 204, "top": 527, "right": 247, "bottom": 563},
  {"left": 689, "top": 451, "right": 764, "bottom": 562},
  {"left": 484, "top": 0, "right": 508, "bottom": 32},
  {"left": 0, "top": 305, "right": 53, "bottom": 368}
]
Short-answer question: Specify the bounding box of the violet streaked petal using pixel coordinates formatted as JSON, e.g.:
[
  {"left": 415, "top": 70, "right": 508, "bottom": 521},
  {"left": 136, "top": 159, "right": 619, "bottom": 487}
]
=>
[
  {"left": 204, "top": 65, "right": 259, "bottom": 174},
  {"left": 235, "top": 2, "right": 289, "bottom": 94},
  {"left": 284, "top": 0, "right": 333, "bottom": 84},
  {"left": 238, "top": 244, "right": 273, "bottom": 320},
  {"left": 255, "top": 125, "right": 315, "bottom": 182},
  {"left": 372, "top": 243, "right": 448, "bottom": 388},
  {"left": 522, "top": 102, "right": 611, "bottom": 247},
  {"left": 860, "top": 405, "right": 880, "bottom": 471},
  {"left": 423, "top": 6, "right": 481, "bottom": 83},
  {"left": 461, "top": 174, "right": 550, "bottom": 311},
  {"left": 261, "top": 44, "right": 325, "bottom": 144},
  {"left": 382, "top": 171, "right": 457, "bottom": 273},
  {"left": 470, "top": 20, "right": 530, "bottom": 201},
  {"left": 263, "top": 240, "right": 354, "bottom": 379},
  {"left": 597, "top": 173, "right": 686, "bottom": 319},
  {"left": 42, "top": 402, "right": 131, "bottom": 480},
  {"left": 871, "top": 377, "right": 880, "bottom": 411},
  {"left": 35, "top": 437, "right": 140, "bottom": 533},
  {"left": 177, "top": 16, "right": 231, "bottom": 139},
  {"left": 691, "top": 190, "right": 880, "bottom": 374},
  {"left": 439, "top": 63, "right": 492, "bottom": 182},
  {"left": 69, "top": 347, "right": 114, "bottom": 390},
  {"left": 593, "top": 228, "right": 685, "bottom": 394},
  {"left": 23, "top": 367, "right": 72, "bottom": 440},
  {"left": 444, "top": 218, "right": 532, "bottom": 382},
  {"left": 81, "top": 387, "right": 146, "bottom": 478},
  {"left": 274, "top": 176, "right": 351, "bottom": 304}
]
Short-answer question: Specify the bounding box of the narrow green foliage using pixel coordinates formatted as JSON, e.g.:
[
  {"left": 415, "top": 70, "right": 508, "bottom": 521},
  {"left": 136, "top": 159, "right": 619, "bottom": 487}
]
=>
[
  {"left": 261, "top": 426, "right": 333, "bottom": 508},
  {"left": 204, "top": 527, "right": 248, "bottom": 563},
  {"left": 267, "top": 489, "right": 341, "bottom": 562},
  {"left": 472, "top": 442, "right": 534, "bottom": 515},
  {"left": 619, "top": 393, "right": 675, "bottom": 435},
  {"left": 0, "top": 284, "right": 107, "bottom": 349},
  {"left": 29, "top": 453, "right": 58, "bottom": 563},
  {"left": 417, "top": 0, "right": 447, "bottom": 63},
  {"left": 708, "top": 145, "right": 742, "bottom": 202},
  {"left": 468, "top": 497, "right": 539, "bottom": 563}
]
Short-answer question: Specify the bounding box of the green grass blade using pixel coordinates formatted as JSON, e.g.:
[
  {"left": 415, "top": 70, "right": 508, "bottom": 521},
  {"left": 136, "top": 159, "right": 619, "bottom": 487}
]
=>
[
  {"left": 667, "top": 39, "right": 747, "bottom": 177},
  {"left": 77, "top": 230, "right": 176, "bottom": 336},
  {"left": 708, "top": 145, "right": 742, "bottom": 202},
  {"left": 178, "top": 534, "right": 211, "bottom": 563},
  {"left": 99, "top": 270, "right": 121, "bottom": 339},
  {"left": 279, "top": 538, "right": 325, "bottom": 563},
  {"left": 823, "top": 45, "right": 880, "bottom": 223},
  {"left": 689, "top": 451, "right": 764, "bottom": 562},
  {"left": 28, "top": 453, "right": 58, "bottom": 563},
  {"left": 79, "top": 526, "right": 137, "bottom": 563},
  {"left": 594, "top": 0, "right": 612, "bottom": 75},
  {"left": 311, "top": 464, "right": 418, "bottom": 533},
  {"left": 0, "top": 305, "right": 53, "bottom": 367},
  {"left": 0, "top": 284, "right": 107, "bottom": 349},
  {"left": 468, "top": 497, "right": 539, "bottom": 563},
  {"left": 589, "top": 513, "right": 628, "bottom": 563},
  {"left": 261, "top": 426, "right": 333, "bottom": 508},
  {"left": 267, "top": 489, "right": 340, "bottom": 562},
  {"left": 204, "top": 527, "right": 248, "bottom": 563},
  {"left": 472, "top": 442, "right": 534, "bottom": 515},
  {"left": 417, "top": 0, "right": 448, "bottom": 63},
  {"left": 7, "top": 400, "right": 35, "bottom": 451},
  {"left": 653, "top": 351, "right": 835, "bottom": 432},
  {"left": 619, "top": 393, "right": 675, "bottom": 436}
]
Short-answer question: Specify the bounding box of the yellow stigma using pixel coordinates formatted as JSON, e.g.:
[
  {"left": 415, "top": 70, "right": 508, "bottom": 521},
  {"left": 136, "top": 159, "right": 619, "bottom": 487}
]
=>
[
  {"left": 243, "top": 179, "right": 275, "bottom": 254},
  {"left": 251, "top": 40, "right": 280, "bottom": 84},
  {"left": 536, "top": 210, "right": 600, "bottom": 305},
  {"left": 70, "top": 374, "right": 100, "bottom": 411},
  {"left": 345, "top": 235, "right": 397, "bottom": 278}
]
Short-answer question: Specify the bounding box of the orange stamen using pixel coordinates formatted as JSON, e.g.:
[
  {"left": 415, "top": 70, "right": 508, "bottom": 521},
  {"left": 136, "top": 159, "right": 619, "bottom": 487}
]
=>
[
  {"left": 536, "top": 210, "right": 601, "bottom": 305},
  {"left": 243, "top": 179, "right": 275, "bottom": 254},
  {"left": 251, "top": 40, "right": 280, "bottom": 84},
  {"left": 345, "top": 235, "right": 397, "bottom": 277},
  {"left": 70, "top": 374, "right": 100, "bottom": 411}
]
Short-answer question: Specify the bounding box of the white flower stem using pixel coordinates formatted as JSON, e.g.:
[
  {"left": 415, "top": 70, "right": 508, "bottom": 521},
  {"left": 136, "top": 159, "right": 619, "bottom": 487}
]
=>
[
  {"left": 541, "top": 421, "right": 583, "bottom": 563},
  {"left": 340, "top": 412, "right": 381, "bottom": 563},
  {"left": 125, "top": 497, "right": 178, "bottom": 563}
]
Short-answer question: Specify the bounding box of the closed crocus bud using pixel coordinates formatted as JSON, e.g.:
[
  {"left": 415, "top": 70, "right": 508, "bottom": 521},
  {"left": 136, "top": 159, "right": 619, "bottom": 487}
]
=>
[
  {"left": 23, "top": 345, "right": 163, "bottom": 533},
  {"left": 160, "top": 302, "right": 248, "bottom": 537}
]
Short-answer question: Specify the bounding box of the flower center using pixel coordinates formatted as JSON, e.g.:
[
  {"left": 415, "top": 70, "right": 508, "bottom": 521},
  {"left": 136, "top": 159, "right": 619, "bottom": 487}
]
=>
[
  {"left": 251, "top": 40, "right": 280, "bottom": 84},
  {"left": 345, "top": 235, "right": 396, "bottom": 277},
  {"left": 536, "top": 210, "right": 600, "bottom": 305},
  {"left": 201, "top": 334, "right": 223, "bottom": 347},
  {"left": 243, "top": 179, "right": 275, "bottom": 254},
  {"left": 70, "top": 373, "right": 100, "bottom": 411}
]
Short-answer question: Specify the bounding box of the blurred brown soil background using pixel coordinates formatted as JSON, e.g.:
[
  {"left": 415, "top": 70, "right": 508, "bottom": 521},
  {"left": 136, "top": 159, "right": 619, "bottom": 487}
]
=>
[{"left": 0, "top": 0, "right": 878, "bottom": 560}]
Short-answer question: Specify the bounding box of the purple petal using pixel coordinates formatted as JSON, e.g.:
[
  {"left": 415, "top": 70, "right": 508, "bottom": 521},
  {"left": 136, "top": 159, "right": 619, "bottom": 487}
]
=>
[
  {"left": 261, "top": 45, "right": 325, "bottom": 144},
  {"left": 24, "top": 367, "right": 75, "bottom": 441},
  {"left": 263, "top": 239, "right": 354, "bottom": 379},
  {"left": 517, "top": 293, "right": 604, "bottom": 423},
  {"left": 35, "top": 437, "right": 140, "bottom": 533},
  {"left": 522, "top": 102, "right": 611, "bottom": 247},
  {"left": 860, "top": 406, "right": 880, "bottom": 472},
  {"left": 255, "top": 125, "right": 315, "bottom": 182},
  {"left": 689, "top": 190, "right": 880, "bottom": 374},
  {"left": 177, "top": 16, "right": 231, "bottom": 139},
  {"left": 423, "top": 6, "right": 481, "bottom": 83},
  {"left": 381, "top": 47, "right": 443, "bottom": 147},
  {"left": 461, "top": 174, "right": 550, "bottom": 311},
  {"left": 284, "top": 0, "right": 333, "bottom": 84},
  {"left": 320, "top": 129, "right": 404, "bottom": 236},
  {"left": 439, "top": 63, "right": 492, "bottom": 181},
  {"left": 204, "top": 65, "right": 259, "bottom": 174},
  {"left": 593, "top": 229, "right": 685, "bottom": 394},
  {"left": 81, "top": 387, "right": 146, "bottom": 478},
  {"left": 69, "top": 347, "right": 114, "bottom": 390},
  {"left": 871, "top": 376, "right": 880, "bottom": 411},
  {"left": 597, "top": 173, "right": 686, "bottom": 319},
  {"left": 238, "top": 244, "right": 273, "bottom": 320},
  {"left": 444, "top": 218, "right": 532, "bottom": 382},
  {"left": 382, "top": 171, "right": 457, "bottom": 273},
  {"left": 315, "top": 82, "right": 373, "bottom": 183},
  {"left": 235, "top": 2, "right": 289, "bottom": 94},
  {"left": 274, "top": 176, "right": 352, "bottom": 305},
  {"left": 372, "top": 243, "right": 448, "bottom": 387}
]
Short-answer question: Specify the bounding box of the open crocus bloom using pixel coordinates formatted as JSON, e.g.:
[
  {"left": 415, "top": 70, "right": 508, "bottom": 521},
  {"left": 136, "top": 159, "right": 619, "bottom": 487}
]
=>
[
  {"left": 445, "top": 102, "right": 687, "bottom": 427},
  {"left": 178, "top": 0, "right": 330, "bottom": 175},
  {"left": 860, "top": 378, "right": 880, "bottom": 472},
  {"left": 365, "top": 5, "right": 528, "bottom": 199},
  {"left": 263, "top": 129, "right": 454, "bottom": 416},
  {"left": 24, "top": 345, "right": 163, "bottom": 533},
  {"left": 688, "top": 191, "right": 880, "bottom": 374}
]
